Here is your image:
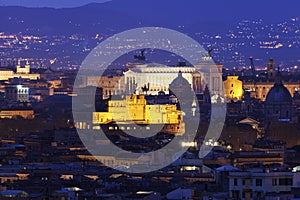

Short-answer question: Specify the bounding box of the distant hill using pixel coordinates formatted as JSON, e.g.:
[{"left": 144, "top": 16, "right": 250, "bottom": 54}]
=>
[
  {"left": 0, "top": 0, "right": 299, "bottom": 35},
  {"left": 0, "top": 0, "right": 299, "bottom": 68},
  {"left": 0, "top": 5, "right": 140, "bottom": 35}
]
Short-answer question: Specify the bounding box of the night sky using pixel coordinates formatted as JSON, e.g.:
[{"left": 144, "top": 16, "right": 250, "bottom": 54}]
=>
[
  {"left": 0, "top": 0, "right": 110, "bottom": 8},
  {"left": 0, "top": 0, "right": 299, "bottom": 20}
]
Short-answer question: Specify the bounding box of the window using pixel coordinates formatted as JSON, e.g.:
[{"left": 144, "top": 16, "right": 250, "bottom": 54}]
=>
[
  {"left": 256, "top": 179, "right": 262, "bottom": 186},
  {"left": 234, "top": 178, "right": 238, "bottom": 186},
  {"left": 272, "top": 178, "right": 277, "bottom": 186},
  {"left": 232, "top": 190, "right": 240, "bottom": 199},
  {"left": 279, "top": 178, "right": 292, "bottom": 186},
  {"left": 242, "top": 179, "right": 245, "bottom": 186},
  {"left": 242, "top": 192, "right": 245, "bottom": 198}
]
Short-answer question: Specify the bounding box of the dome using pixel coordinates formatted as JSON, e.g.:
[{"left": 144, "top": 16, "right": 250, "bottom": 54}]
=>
[
  {"left": 169, "top": 71, "right": 190, "bottom": 88},
  {"left": 169, "top": 71, "right": 193, "bottom": 108},
  {"left": 265, "top": 67, "right": 293, "bottom": 121},
  {"left": 266, "top": 68, "right": 292, "bottom": 104},
  {"left": 266, "top": 82, "right": 292, "bottom": 104}
]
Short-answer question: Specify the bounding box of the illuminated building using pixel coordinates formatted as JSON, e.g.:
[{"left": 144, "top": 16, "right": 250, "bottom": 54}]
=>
[
  {"left": 16, "top": 60, "right": 30, "bottom": 74},
  {"left": 195, "top": 62, "right": 224, "bottom": 96},
  {"left": 243, "top": 82, "right": 299, "bottom": 101},
  {"left": 5, "top": 85, "right": 29, "bottom": 102},
  {"left": 224, "top": 76, "right": 244, "bottom": 101},
  {"left": 123, "top": 63, "right": 216, "bottom": 96},
  {"left": 0, "top": 59, "right": 40, "bottom": 81},
  {"left": 0, "top": 109, "right": 34, "bottom": 119},
  {"left": 80, "top": 75, "right": 125, "bottom": 99},
  {"left": 124, "top": 63, "right": 197, "bottom": 95},
  {"left": 78, "top": 62, "right": 223, "bottom": 99},
  {"left": 0, "top": 69, "right": 14, "bottom": 79},
  {"left": 80, "top": 64, "right": 200, "bottom": 99},
  {"left": 92, "top": 94, "right": 185, "bottom": 135}
]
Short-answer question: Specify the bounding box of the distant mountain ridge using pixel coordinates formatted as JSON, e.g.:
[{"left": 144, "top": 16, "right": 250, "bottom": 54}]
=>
[{"left": 0, "top": 0, "right": 299, "bottom": 35}]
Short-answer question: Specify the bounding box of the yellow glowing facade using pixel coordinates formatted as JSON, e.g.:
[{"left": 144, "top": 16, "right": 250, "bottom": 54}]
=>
[
  {"left": 93, "top": 94, "right": 182, "bottom": 124},
  {"left": 0, "top": 109, "right": 34, "bottom": 119},
  {"left": 224, "top": 75, "right": 300, "bottom": 102},
  {"left": 224, "top": 76, "right": 244, "bottom": 100},
  {"left": 92, "top": 94, "right": 185, "bottom": 135},
  {"left": 16, "top": 60, "right": 31, "bottom": 74},
  {"left": 0, "top": 60, "right": 40, "bottom": 81}
]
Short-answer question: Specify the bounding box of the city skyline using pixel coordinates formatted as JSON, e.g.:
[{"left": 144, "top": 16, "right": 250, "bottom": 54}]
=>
[{"left": 0, "top": 1, "right": 299, "bottom": 199}]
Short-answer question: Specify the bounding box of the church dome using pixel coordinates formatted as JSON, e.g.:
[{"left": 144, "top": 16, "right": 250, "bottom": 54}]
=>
[
  {"left": 265, "top": 67, "right": 293, "bottom": 121},
  {"left": 266, "top": 81, "right": 292, "bottom": 104},
  {"left": 266, "top": 84, "right": 292, "bottom": 104},
  {"left": 169, "top": 71, "right": 190, "bottom": 88}
]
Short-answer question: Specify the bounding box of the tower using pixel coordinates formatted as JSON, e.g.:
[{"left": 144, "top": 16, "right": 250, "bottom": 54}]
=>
[
  {"left": 16, "top": 59, "right": 21, "bottom": 73},
  {"left": 16, "top": 59, "right": 30, "bottom": 74},
  {"left": 267, "top": 59, "right": 275, "bottom": 81},
  {"left": 25, "top": 60, "right": 30, "bottom": 74}
]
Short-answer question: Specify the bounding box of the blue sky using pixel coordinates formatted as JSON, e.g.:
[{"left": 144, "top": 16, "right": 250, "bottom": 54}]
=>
[{"left": 0, "top": 0, "right": 110, "bottom": 8}]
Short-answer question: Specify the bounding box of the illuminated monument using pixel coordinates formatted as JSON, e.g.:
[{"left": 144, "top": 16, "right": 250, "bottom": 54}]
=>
[
  {"left": 91, "top": 69, "right": 205, "bottom": 136},
  {"left": 78, "top": 60, "right": 224, "bottom": 100},
  {"left": 92, "top": 94, "right": 185, "bottom": 136},
  {"left": 123, "top": 63, "right": 202, "bottom": 96}
]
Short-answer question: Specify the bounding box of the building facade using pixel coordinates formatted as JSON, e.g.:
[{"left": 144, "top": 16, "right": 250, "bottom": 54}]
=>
[
  {"left": 229, "top": 171, "right": 293, "bottom": 200},
  {"left": 92, "top": 94, "right": 185, "bottom": 135},
  {"left": 243, "top": 82, "right": 300, "bottom": 102},
  {"left": 5, "top": 85, "right": 29, "bottom": 102},
  {"left": 0, "top": 109, "right": 34, "bottom": 119},
  {"left": 77, "top": 62, "right": 224, "bottom": 99},
  {"left": 224, "top": 76, "right": 244, "bottom": 101},
  {"left": 124, "top": 64, "right": 197, "bottom": 95},
  {"left": 0, "top": 60, "right": 40, "bottom": 81},
  {"left": 81, "top": 75, "right": 125, "bottom": 99}
]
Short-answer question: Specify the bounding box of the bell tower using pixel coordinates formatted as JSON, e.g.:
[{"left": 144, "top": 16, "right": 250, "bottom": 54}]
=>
[
  {"left": 16, "top": 59, "right": 30, "bottom": 74},
  {"left": 268, "top": 58, "right": 275, "bottom": 81}
]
